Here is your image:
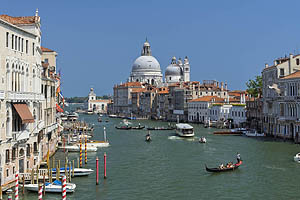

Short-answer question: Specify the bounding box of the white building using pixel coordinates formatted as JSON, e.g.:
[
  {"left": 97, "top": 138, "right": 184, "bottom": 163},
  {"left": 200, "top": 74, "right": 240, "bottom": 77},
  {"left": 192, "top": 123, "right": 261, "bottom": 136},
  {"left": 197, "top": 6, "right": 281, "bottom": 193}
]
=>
[
  {"left": 262, "top": 54, "right": 300, "bottom": 136},
  {"left": 188, "top": 96, "right": 225, "bottom": 123},
  {"left": 0, "top": 11, "right": 45, "bottom": 189},
  {"left": 88, "top": 88, "right": 111, "bottom": 114}
]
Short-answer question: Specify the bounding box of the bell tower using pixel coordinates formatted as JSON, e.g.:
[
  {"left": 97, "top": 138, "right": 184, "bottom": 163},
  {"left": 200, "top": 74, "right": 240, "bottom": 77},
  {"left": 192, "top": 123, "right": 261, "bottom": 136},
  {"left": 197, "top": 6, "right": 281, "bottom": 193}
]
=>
[
  {"left": 141, "top": 38, "right": 152, "bottom": 56},
  {"left": 183, "top": 56, "right": 190, "bottom": 82}
]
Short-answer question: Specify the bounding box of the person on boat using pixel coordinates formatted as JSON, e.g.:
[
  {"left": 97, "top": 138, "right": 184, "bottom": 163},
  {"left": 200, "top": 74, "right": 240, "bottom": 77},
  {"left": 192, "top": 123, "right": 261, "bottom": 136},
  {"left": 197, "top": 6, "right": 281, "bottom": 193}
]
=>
[
  {"left": 219, "top": 164, "right": 224, "bottom": 169},
  {"left": 139, "top": 123, "right": 141, "bottom": 128},
  {"left": 237, "top": 152, "right": 241, "bottom": 162}
]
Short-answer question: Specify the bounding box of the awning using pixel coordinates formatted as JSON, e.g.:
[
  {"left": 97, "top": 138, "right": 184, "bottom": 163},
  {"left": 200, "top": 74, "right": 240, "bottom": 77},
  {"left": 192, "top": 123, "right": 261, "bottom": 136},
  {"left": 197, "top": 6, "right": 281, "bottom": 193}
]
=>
[
  {"left": 15, "top": 130, "right": 30, "bottom": 141},
  {"left": 13, "top": 103, "right": 34, "bottom": 124},
  {"left": 56, "top": 103, "right": 64, "bottom": 112}
]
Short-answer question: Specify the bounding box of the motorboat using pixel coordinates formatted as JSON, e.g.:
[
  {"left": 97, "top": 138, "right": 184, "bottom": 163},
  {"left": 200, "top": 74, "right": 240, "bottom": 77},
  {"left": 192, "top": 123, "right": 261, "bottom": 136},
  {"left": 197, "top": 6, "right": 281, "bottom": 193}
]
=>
[
  {"left": 59, "top": 144, "right": 97, "bottom": 152},
  {"left": 294, "top": 153, "right": 300, "bottom": 163},
  {"left": 175, "top": 123, "right": 194, "bottom": 137},
  {"left": 244, "top": 130, "right": 265, "bottom": 137},
  {"left": 24, "top": 180, "right": 76, "bottom": 193},
  {"left": 199, "top": 137, "right": 207, "bottom": 143},
  {"left": 88, "top": 140, "right": 110, "bottom": 148},
  {"left": 52, "top": 167, "right": 94, "bottom": 176},
  {"left": 205, "top": 160, "right": 243, "bottom": 173}
]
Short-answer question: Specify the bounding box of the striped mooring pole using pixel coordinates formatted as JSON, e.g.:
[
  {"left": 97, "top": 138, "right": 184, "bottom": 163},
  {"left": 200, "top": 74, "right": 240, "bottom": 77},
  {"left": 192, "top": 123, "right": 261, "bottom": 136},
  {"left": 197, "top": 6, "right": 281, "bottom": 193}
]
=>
[
  {"left": 80, "top": 136, "right": 82, "bottom": 167},
  {"left": 85, "top": 136, "right": 87, "bottom": 164},
  {"left": 104, "top": 153, "right": 107, "bottom": 179},
  {"left": 62, "top": 175, "right": 67, "bottom": 200},
  {"left": 15, "top": 172, "right": 19, "bottom": 200},
  {"left": 38, "top": 184, "right": 43, "bottom": 200}
]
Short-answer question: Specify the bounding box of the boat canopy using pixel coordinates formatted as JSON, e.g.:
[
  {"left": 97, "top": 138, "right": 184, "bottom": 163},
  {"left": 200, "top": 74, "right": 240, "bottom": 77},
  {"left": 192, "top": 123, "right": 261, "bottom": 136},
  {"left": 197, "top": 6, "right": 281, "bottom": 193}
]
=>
[{"left": 176, "top": 123, "right": 193, "bottom": 129}]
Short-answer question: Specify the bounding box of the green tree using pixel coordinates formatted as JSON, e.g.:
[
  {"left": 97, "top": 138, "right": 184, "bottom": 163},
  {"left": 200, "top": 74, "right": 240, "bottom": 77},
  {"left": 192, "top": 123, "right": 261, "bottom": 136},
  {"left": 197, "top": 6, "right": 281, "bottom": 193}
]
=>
[{"left": 246, "top": 75, "right": 262, "bottom": 98}]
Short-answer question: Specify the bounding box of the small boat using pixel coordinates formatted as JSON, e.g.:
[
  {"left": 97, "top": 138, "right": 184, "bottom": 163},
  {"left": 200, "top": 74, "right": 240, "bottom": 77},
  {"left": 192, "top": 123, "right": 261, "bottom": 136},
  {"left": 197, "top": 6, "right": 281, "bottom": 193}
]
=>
[
  {"left": 199, "top": 137, "right": 207, "bottom": 143},
  {"left": 52, "top": 167, "right": 94, "bottom": 176},
  {"left": 98, "top": 117, "right": 102, "bottom": 122},
  {"left": 88, "top": 140, "right": 110, "bottom": 148},
  {"left": 294, "top": 153, "right": 300, "bottom": 163},
  {"left": 115, "top": 126, "right": 131, "bottom": 130},
  {"left": 213, "top": 130, "right": 243, "bottom": 135},
  {"left": 105, "top": 120, "right": 109, "bottom": 122},
  {"left": 108, "top": 114, "right": 118, "bottom": 118},
  {"left": 175, "top": 123, "right": 194, "bottom": 137},
  {"left": 24, "top": 180, "right": 76, "bottom": 193},
  {"left": 205, "top": 160, "right": 243, "bottom": 173},
  {"left": 244, "top": 130, "right": 265, "bottom": 137},
  {"left": 59, "top": 144, "right": 97, "bottom": 152},
  {"left": 131, "top": 125, "right": 145, "bottom": 130},
  {"left": 147, "top": 127, "right": 175, "bottom": 130}
]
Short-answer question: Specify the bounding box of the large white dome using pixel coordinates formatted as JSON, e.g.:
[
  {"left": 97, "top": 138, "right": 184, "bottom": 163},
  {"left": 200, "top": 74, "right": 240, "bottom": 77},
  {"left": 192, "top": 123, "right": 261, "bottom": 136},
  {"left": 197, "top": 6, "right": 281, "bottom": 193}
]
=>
[{"left": 132, "top": 56, "right": 161, "bottom": 72}]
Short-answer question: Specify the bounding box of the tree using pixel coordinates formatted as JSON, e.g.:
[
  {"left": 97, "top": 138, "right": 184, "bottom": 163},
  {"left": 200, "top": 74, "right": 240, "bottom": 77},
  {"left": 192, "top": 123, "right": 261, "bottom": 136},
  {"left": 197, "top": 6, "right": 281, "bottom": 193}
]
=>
[{"left": 246, "top": 75, "right": 262, "bottom": 98}]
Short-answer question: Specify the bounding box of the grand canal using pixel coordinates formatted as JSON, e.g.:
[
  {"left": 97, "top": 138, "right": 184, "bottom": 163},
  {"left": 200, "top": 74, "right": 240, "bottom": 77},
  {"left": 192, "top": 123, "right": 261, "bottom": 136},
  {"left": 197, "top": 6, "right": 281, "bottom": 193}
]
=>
[{"left": 17, "top": 112, "right": 300, "bottom": 200}]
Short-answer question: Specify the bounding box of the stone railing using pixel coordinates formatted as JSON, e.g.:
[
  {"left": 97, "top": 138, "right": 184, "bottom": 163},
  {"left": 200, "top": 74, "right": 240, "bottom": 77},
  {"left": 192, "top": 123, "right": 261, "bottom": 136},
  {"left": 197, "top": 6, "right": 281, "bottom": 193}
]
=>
[
  {"left": 6, "top": 91, "right": 44, "bottom": 101},
  {"left": 0, "top": 90, "right": 4, "bottom": 99}
]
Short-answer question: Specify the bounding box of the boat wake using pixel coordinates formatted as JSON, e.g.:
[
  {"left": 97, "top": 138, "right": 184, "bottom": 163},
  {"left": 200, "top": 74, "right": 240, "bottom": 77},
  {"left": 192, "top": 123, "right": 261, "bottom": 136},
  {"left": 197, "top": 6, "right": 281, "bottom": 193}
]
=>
[
  {"left": 263, "top": 165, "right": 286, "bottom": 171},
  {"left": 167, "top": 135, "right": 197, "bottom": 141}
]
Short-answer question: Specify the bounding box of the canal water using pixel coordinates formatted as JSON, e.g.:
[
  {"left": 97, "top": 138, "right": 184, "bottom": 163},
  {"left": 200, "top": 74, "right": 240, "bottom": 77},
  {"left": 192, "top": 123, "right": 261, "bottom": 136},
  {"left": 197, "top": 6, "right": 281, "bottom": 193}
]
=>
[{"left": 17, "top": 112, "right": 300, "bottom": 199}]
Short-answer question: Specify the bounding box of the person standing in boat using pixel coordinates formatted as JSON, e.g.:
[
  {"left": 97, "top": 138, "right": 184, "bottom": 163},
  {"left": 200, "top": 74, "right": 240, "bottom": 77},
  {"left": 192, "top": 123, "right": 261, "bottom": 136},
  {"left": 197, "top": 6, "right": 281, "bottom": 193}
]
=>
[{"left": 237, "top": 152, "right": 241, "bottom": 162}]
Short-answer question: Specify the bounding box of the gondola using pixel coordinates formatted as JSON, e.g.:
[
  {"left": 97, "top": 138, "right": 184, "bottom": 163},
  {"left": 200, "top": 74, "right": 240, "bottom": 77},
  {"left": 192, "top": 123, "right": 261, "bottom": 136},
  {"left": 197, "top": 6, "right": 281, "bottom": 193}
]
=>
[
  {"left": 205, "top": 160, "right": 242, "bottom": 172},
  {"left": 131, "top": 126, "right": 145, "bottom": 130},
  {"left": 115, "top": 126, "right": 131, "bottom": 130}
]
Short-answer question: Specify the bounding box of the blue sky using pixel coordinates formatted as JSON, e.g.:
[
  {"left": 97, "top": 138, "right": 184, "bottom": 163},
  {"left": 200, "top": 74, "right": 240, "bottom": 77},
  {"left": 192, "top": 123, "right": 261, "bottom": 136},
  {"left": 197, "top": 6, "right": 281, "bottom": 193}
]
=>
[{"left": 2, "top": 0, "right": 300, "bottom": 97}]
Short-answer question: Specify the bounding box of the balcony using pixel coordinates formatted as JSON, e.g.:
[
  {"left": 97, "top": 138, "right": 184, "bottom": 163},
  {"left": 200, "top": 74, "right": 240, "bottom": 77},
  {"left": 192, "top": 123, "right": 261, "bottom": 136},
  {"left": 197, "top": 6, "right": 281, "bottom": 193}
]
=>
[
  {"left": 12, "top": 130, "right": 30, "bottom": 142},
  {"left": 0, "top": 90, "right": 4, "bottom": 99},
  {"left": 7, "top": 91, "right": 44, "bottom": 101}
]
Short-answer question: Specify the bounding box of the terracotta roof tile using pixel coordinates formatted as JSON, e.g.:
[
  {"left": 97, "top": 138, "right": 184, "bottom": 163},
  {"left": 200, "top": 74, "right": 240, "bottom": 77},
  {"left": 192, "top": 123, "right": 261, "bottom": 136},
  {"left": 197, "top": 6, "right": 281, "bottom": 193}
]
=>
[
  {"left": 90, "top": 99, "right": 111, "bottom": 103},
  {"left": 189, "top": 96, "right": 225, "bottom": 102},
  {"left": 281, "top": 70, "right": 300, "bottom": 79},
  {"left": 0, "top": 15, "right": 38, "bottom": 25},
  {"left": 41, "top": 46, "right": 55, "bottom": 52},
  {"left": 131, "top": 88, "right": 146, "bottom": 93}
]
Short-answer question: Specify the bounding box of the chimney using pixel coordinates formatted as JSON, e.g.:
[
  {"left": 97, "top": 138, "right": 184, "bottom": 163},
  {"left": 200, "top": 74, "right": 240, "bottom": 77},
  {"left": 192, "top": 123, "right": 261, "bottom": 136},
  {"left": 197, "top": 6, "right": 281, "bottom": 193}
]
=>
[
  {"left": 221, "top": 82, "right": 224, "bottom": 91},
  {"left": 265, "top": 63, "right": 269, "bottom": 68},
  {"left": 225, "top": 82, "right": 228, "bottom": 90},
  {"left": 289, "top": 53, "right": 293, "bottom": 74},
  {"left": 274, "top": 60, "right": 277, "bottom": 66},
  {"left": 217, "top": 81, "right": 219, "bottom": 88}
]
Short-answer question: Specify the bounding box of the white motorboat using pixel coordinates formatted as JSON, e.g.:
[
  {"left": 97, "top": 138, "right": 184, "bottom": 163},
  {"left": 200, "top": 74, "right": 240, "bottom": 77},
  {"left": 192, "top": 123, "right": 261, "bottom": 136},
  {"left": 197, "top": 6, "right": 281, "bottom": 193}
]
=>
[
  {"left": 52, "top": 167, "right": 93, "bottom": 176},
  {"left": 175, "top": 123, "right": 194, "bottom": 137},
  {"left": 88, "top": 140, "right": 109, "bottom": 148},
  {"left": 294, "top": 153, "right": 300, "bottom": 163},
  {"left": 24, "top": 181, "right": 76, "bottom": 193},
  {"left": 245, "top": 130, "right": 265, "bottom": 137},
  {"left": 199, "top": 137, "right": 207, "bottom": 143},
  {"left": 59, "top": 144, "right": 97, "bottom": 152}
]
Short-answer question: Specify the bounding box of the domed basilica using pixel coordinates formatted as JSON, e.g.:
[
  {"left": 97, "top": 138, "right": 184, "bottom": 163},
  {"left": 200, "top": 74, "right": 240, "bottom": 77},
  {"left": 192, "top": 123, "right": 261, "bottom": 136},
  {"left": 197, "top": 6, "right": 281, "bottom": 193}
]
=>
[{"left": 129, "top": 39, "right": 190, "bottom": 86}]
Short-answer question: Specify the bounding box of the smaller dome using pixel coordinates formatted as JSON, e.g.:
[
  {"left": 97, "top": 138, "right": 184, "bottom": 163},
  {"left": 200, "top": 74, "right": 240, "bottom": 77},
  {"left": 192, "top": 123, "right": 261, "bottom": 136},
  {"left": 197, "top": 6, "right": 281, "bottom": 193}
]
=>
[{"left": 165, "top": 64, "right": 182, "bottom": 76}]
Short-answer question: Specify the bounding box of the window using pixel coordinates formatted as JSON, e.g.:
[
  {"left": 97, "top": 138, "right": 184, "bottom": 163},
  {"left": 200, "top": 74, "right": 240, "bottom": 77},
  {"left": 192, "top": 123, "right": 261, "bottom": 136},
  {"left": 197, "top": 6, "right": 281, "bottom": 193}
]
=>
[
  {"left": 12, "top": 34, "right": 14, "bottom": 49},
  {"left": 280, "top": 68, "right": 284, "bottom": 77},
  {"left": 5, "top": 149, "right": 10, "bottom": 163},
  {"left": 32, "top": 42, "right": 35, "bottom": 55},
  {"left": 6, "top": 169, "right": 9, "bottom": 177},
  {"left": 26, "top": 40, "right": 28, "bottom": 53},
  {"left": 18, "top": 37, "right": 20, "bottom": 51},
  {"left": 6, "top": 32, "right": 9, "bottom": 47},
  {"left": 21, "top": 38, "right": 24, "bottom": 52},
  {"left": 15, "top": 35, "right": 17, "bottom": 50},
  {"left": 297, "top": 58, "right": 300, "bottom": 66},
  {"left": 44, "top": 58, "right": 49, "bottom": 63}
]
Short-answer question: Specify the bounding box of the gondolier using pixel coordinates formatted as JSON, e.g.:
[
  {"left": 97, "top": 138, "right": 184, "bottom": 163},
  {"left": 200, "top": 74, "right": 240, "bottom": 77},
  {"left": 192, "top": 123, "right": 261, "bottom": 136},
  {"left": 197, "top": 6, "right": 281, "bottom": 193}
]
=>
[{"left": 237, "top": 152, "right": 241, "bottom": 162}]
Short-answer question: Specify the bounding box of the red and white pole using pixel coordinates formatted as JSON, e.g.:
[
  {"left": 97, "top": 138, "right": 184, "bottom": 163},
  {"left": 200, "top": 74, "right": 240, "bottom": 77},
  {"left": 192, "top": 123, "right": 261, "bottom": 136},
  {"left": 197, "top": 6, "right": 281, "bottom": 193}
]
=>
[
  {"left": 104, "top": 153, "right": 107, "bottom": 179},
  {"left": 38, "top": 184, "right": 43, "bottom": 200},
  {"left": 96, "top": 157, "right": 99, "bottom": 185},
  {"left": 62, "top": 175, "right": 67, "bottom": 200},
  {"left": 15, "top": 172, "right": 19, "bottom": 200}
]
